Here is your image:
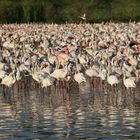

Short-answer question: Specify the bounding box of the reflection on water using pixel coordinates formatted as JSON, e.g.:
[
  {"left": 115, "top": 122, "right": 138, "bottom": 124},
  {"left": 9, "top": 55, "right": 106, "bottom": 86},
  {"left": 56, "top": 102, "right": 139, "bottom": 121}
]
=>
[{"left": 0, "top": 77, "right": 140, "bottom": 140}]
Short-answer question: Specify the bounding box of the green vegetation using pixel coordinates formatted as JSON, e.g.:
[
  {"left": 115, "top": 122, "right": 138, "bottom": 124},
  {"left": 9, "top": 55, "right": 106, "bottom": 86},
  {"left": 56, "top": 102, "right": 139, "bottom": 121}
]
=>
[{"left": 0, "top": 0, "right": 140, "bottom": 23}]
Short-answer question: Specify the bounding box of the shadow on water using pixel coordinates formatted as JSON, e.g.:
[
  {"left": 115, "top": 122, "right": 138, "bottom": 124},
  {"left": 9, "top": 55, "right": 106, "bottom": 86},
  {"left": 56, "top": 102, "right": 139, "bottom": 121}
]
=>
[{"left": 0, "top": 77, "right": 140, "bottom": 140}]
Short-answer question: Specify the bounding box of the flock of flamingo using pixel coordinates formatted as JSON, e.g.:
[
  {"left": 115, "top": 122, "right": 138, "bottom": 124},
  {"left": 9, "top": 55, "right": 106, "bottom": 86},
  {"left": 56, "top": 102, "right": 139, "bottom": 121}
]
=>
[{"left": 0, "top": 22, "right": 140, "bottom": 89}]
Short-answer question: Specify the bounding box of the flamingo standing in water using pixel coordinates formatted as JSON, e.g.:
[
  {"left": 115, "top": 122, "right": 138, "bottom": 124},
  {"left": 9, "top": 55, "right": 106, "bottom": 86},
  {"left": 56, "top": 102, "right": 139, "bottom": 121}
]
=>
[
  {"left": 74, "top": 58, "right": 86, "bottom": 84},
  {"left": 1, "top": 69, "right": 16, "bottom": 87},
  {"left": 107, "top": 73, "right": 119, "bottom": 86},
  {"left": 106, "top": 66, "right": 119, "bottom": 93},
  {"left": 74, "top": 72, "right": 86, "bottom": 84},
  {"left": 50, "top": 64, "right": 68, "bottom": 80},
  {"left": 50, "top": 62, "right": 70, "bottom": 88},
  {"left": 123, "top": 71, "right": 136, "bottom": 89},
  {"left": 38, "top": 71, "right": 55, "bottom": 88},
  {"left": 41, "top": 75, "right": 54, "bottom": 88}
]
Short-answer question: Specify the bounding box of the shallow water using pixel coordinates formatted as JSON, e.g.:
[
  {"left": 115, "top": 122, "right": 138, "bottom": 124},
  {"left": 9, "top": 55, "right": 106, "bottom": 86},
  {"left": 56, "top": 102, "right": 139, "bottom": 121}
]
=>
[{"left": 0, "top": 78, "right": 140, "bottom": 140}]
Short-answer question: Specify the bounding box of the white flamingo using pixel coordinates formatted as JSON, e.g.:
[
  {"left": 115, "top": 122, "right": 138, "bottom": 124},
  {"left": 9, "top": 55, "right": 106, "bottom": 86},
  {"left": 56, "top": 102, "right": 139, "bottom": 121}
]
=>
[
  {"left": 1, "top": 70, "right": 16, "bottom": 87},
  {"left": 31, "top": 65, "right": 42, "bottom": 83},
  {"left": 41, "top": 75, "right": 54, "bottom": 88},
  {"left": 15, "top": 67, "right": 22, "bottom": 81},
  {"left": 0, "top": 63, "right": 9, "bottom": 71},
  {"left": 74, "top": 72, "right": 86, "bottom": 84},
  {"left": 85, "top": 67, "right": 99, "bottom": 78},
  {"left": 98, "top": 67, "right": 107, "bottom": 81},
  {"left": 107, "top": 68, "right": 119, "bottom": 86},
  {"left": 123, "top": 71, "right": 136, "bottom": 88},
  {"left": 0, "top": 70, "right": 7, "bottom": 79},
  {"left": 47, "top": 48, "right": 58, "bottom": 65},
  {"left": 50, "top": 63, "right": 69, "bottom": 80}
]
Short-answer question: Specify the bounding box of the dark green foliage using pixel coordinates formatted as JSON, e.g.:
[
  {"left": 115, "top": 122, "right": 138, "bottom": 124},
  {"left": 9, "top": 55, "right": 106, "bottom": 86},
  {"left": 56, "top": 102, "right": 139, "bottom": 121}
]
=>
[{"left": 0, "top": 0, "right": 140, "bottom": 23}]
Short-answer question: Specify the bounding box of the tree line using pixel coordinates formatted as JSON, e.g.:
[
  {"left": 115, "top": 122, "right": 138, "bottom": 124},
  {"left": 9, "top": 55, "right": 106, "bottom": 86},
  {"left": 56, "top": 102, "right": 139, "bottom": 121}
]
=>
[{"left": 0, "top": 0, "right": 140, "bottom": 24}]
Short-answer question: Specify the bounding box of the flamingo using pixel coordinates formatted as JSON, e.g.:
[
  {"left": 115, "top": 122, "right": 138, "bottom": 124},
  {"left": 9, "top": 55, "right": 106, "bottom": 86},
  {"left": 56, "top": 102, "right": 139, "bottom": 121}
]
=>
[
  {"left": 123, "top": 71, "right": 136, "bottom": 88},
  {"left": 78, "top": 53, "right": 88, "bottom": 65},
  {"left": 31, "top": 65, "right": 42, "bottom": 83},
  {"left": 15, "top": 67, "right": 22, "bottom": 81},
  {"left": 0, "top": 70, "right": 7, "bottom": 79},
  {"left": 73, "top": 57, "right": 86, "bottom": 84},
  {"left": 41, "top": 75, "right": 54, "bottom": 88},
  {"left": 41, "top": 62, "right": 53, "bottom": 74},
  {"left": 32, "top": 69, "right": 55, "bottom": 88},
  {"left": 0, "top": 63, "right": 9, "bottom": 71},
  {"left": 98, "top": 67, "right": 107, "bottom": 81},
  {"left": 85, "top": 67, "right": 99, "bottom": 78},
  {"left": 50, "top": 62, "right": 69, "bottom": 80},
  {"left": 106, "top": 56, "right": 120, "bottom": 86},
  {"left": 107, "top": 67, "right": 119, "bottom": 86},
  {"left": 57, "top": 52, "right": 70, "bottom": 66},
  {"left": 47, "top": 48, "right": 59, "bottom": 65},
  {"left": 74, "top": 72, "right": 86, "bottom": 84},
  {"left": 79, "top": 13, "right": 86, "bottom": 21},
  {"left": 1, "top": 70, "right": 16, "bottom": 87}
]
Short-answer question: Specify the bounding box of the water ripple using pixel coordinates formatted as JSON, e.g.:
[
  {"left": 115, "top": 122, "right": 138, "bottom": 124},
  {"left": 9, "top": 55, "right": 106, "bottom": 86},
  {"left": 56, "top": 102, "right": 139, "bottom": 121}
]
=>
[{"left": 0, "top": 82, "right": 140, "bottom": 139}]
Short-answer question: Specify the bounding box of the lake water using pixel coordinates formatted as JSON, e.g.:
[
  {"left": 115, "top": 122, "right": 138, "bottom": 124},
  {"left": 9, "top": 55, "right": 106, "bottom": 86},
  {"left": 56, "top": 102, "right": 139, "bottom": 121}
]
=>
[{"left": 0, "top": 77, "right": 140, "bottom": 140}]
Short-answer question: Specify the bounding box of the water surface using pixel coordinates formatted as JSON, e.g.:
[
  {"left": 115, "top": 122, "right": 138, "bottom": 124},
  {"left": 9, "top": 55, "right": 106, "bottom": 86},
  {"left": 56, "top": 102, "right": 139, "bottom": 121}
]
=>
[{"left": 0, "top": 78, "right": 140, "bottom": 140}]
